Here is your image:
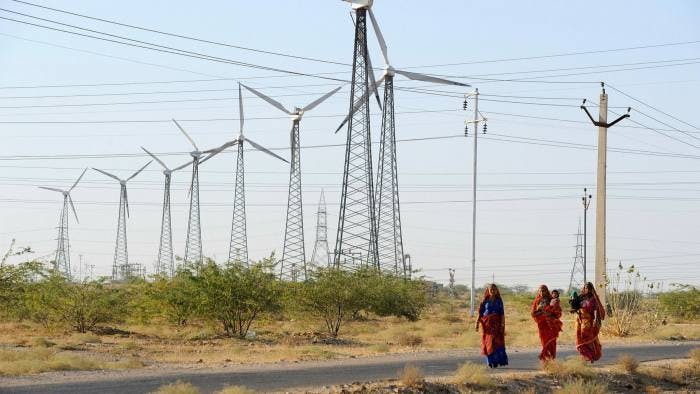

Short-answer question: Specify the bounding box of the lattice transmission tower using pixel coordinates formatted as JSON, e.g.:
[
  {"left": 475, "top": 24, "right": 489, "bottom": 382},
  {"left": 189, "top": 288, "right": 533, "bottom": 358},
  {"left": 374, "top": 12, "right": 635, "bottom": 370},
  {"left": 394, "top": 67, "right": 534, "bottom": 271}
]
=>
[
  {"left": 334, "top": 2, "right": 379, "bottom": 270},
  {"left": 568, "top": 219, "right": 586, "bottom": 293},
  {"left": 310, "top": 190, "right": 331, "bottom": 269}
]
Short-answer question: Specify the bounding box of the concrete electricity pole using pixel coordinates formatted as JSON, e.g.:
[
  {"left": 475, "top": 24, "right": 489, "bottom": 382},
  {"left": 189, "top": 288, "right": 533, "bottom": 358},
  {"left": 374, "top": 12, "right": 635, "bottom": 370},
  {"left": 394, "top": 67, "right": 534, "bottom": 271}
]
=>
[
  {"left": 580, "top": 83, "right": 630, "bottom": 307},
  {"left": 463, "top": 89, "right": 487, "bottom": 317},
  {"left": 581, "top": 189, "right": 592, "bottom": 284}
]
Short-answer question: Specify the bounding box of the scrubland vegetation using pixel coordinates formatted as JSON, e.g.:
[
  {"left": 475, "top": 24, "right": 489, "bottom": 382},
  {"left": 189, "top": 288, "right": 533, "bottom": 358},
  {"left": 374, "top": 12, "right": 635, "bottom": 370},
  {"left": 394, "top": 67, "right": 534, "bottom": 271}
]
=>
[{"left": 0, "top": 254, "right": 697, "bottom": 377}]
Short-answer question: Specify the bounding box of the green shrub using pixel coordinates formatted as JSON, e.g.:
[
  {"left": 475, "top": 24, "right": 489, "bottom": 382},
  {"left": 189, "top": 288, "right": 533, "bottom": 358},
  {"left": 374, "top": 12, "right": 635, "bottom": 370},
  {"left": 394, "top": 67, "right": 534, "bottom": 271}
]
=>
[{"left": 658, "top": 284, "right": 700, "bottom": 319}]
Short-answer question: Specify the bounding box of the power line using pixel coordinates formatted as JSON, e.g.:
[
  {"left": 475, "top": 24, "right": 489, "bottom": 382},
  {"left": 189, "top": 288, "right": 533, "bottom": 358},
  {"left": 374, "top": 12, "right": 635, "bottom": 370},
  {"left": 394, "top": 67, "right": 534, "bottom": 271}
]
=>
[
  {"left": 0, "top": 13, "right": 348, "bottom": 83},
  {"left": 8, "top": 0, "right": 351, "bottom": 67}
]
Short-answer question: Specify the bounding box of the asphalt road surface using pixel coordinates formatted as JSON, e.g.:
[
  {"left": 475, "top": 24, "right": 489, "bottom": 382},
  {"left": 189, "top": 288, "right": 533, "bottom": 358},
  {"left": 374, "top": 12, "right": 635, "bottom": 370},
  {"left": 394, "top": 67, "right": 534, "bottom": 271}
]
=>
[{"left": 1, "top": 342, "right": 696, "bottom": 393}]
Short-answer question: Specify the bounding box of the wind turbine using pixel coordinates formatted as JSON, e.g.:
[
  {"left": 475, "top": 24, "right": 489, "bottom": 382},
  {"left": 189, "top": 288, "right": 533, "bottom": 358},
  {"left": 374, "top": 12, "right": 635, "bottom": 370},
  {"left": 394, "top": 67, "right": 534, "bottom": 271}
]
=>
[
  {"left": 241, "top": 83, "right": 341, "bottom": 281},
  {"left": 140, "top": 147, "right": 193, "bottom": 277},
  {"left": 93, "top": 162, "right": 151, "bottom": 281},
  {"left": 203, "top": 83, "right": 288, "bottom": 266},
  {"left": 38, "top": 168, "right": 87, "bottom": 278},
  {"left": 337, "top": 5, "right": 470, "bottom": 275},
  {"left": 172, "top": 119, "right": 237, "bottom": 269}
]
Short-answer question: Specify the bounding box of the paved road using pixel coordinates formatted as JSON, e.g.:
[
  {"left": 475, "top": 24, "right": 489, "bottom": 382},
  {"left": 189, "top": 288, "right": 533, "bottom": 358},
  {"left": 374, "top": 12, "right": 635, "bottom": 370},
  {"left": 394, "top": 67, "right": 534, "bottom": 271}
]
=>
[{"left": 1, "top": 342, "right": 696, "bottom": 393}]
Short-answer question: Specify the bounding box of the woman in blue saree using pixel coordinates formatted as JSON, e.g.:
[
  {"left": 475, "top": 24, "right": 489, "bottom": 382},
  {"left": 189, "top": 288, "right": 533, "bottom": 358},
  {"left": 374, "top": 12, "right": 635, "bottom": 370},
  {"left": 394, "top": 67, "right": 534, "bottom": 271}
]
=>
[{"left": 475, "top": 283, "right": 509, "bottom": 368}]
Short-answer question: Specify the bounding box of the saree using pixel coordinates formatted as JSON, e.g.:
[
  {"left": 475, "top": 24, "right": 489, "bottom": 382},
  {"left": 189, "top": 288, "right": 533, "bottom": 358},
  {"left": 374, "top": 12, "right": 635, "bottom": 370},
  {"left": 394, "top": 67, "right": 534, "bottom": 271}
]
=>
[
  {"left": 575, "top": 293, "right": 605, "bottom": 362},
  {"left": 531, "top": 296, "right": 563, "bottom": 360},
  {"left": 478, "top": 296, "right": 509, "bottom": 368}
]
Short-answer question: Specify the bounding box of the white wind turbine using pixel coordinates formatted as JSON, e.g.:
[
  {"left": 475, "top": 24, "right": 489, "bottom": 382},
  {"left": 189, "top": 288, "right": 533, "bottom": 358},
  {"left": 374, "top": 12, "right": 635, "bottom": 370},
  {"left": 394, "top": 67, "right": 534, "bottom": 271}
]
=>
[
  {"left": 202, "top": 83, "right": 288, "bottom": 266},
  {"left": 171, "top": 119, "right": 237, "bottom": 268},
  {"left": 337, "top": 3, "right": 470, "bottom": 274},
  {"left": 140, "top": 147, "right": 193, "bottom": 277},
  {"left": 241, "top": 83, "right": 341, "bottom": 280},
  {"left": 38, "top": 168, "right": 87, "bottom": 278},
  {"left": 93, "top": 162, "right": 151, "bottom": 281}
]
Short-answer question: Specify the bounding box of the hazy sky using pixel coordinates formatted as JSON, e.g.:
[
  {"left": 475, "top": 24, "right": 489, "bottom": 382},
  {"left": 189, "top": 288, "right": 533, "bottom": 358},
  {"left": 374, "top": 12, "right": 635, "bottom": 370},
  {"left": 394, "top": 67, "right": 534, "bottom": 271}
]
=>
[{"left": 1, "top": 0, "right": 699, "bottom": 290}]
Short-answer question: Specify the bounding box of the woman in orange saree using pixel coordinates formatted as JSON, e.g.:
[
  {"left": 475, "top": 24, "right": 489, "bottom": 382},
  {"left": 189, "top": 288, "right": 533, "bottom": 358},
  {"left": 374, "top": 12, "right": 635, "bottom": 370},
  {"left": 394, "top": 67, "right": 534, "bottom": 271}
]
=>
[
  {"left": 531, "top": 285, "right": 563, "bottom": 361},
  {"left": 475, "top": 284, "right": 509, "bottom": 368},
  {"left": 575, "top": 282, "right": 606, "bottom": 362}
]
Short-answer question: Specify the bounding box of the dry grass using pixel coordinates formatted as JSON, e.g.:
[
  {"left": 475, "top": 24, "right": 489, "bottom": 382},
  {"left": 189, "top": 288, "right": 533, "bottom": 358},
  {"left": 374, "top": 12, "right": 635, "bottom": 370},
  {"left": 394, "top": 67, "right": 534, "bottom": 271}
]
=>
[
  {"left": 452, "top": 362, "right": 493, "bottom": 387},
  {"left": 151, "top": 381, "right": 200, "bottom": 394},
  {"left": 31, "top": 337, "right": 56, "bottom": 348},
  {"left": 689, "top": 347, "right": 700, "bottom": 363},
  {"left": 216, "top": 386, "right": 255, "bottom": 394},
  {"left": 617, "top": 354, "right": 639, "bottom": 374},
  {"left": 0, "top": 348, "right": 143, "bottom": 376},
  {"left": 553, "top": 378, "right": 607, "bottom": 394},
  {"left": 542, "top": 357, "right": 595, "bottom": 380},
  {"left": 398, "top": 363, "right": 423, "bottom": 387},
  {"left": 397, "top": 333, "right": 423, "bottom": 347}
]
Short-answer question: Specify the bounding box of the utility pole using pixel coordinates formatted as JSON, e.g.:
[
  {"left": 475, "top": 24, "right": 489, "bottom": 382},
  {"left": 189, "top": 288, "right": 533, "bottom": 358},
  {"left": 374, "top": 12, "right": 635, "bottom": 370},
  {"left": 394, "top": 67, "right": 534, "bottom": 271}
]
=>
[
  {"left": 581, "top": 189, "right": 592, "bottom": 284},
  {"left": 448, "top": 268, "right": 455, "bottom": 297},
  {"left": 580, "top": 83, "right": 630, "bottom": 307},
  {"left": 463, "top": 89, "right": 487, "bottom": 317}
]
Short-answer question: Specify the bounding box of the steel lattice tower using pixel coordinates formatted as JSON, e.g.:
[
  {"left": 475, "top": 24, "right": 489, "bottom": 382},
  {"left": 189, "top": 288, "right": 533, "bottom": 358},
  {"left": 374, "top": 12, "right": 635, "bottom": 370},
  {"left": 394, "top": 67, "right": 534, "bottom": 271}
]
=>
[
  {"left": 229, "top": 142, "right": 249, "bottom": 265},
  {"left": 375, "top": 76, "right": 405, "bottom": 275},
  {"left": 280, "top": 120, "right": 306, "bottom": 281},
  {"left": 55, "top": 195, "right": 71, "bottom": 277},
  {"left": 568, "top": 219, "right": 586, "bottom": 293},
  {"left": 310, "top": 190, "right": 331, "bottom": 269},
  {"left": 113, "top": 184, "right": 129, "bottom": 280},
  {"left": 157, "top": 173, "right": 174, "bottom": 276},
  {"left": 184, "top": 156, "right": 203, "bottom": 267},
  {"left": 334, "top": 6, "right": 379, "bottom": 270}
]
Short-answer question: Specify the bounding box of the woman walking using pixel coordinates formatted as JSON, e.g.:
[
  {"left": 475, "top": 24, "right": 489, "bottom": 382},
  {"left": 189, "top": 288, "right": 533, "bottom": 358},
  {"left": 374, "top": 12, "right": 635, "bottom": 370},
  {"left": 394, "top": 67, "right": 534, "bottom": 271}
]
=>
[
  {"left": 531, "top": 285, "right": 563, "bottom": 361},
  {"left": 475, "top": 283, "right": 509, "bottom": 368},
  {"left": 575, "top": 282, "right": 605, "bottom": 362}
]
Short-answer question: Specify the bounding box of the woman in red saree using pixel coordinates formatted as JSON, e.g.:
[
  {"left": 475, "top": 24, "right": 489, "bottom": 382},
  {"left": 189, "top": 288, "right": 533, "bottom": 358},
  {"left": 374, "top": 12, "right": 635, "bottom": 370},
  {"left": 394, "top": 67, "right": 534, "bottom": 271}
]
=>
[
  {"left": 475, "top": 284, "right": 509, "bottom": 368},
  {"left": 575, "top": 282, "right": 605, "bottom": 362},
  {"left": 531, "top": 285, "right": 563, "bottom": 361}
]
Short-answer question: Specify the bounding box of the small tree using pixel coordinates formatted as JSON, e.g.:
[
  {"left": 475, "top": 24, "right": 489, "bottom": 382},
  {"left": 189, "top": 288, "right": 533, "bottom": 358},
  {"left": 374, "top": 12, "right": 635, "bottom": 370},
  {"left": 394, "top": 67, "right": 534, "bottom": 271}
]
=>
[
  {"left": 603, "top": 263, "right": 657, "bottom": 337},
  {"left": 298, "top": 268, "right": 365, "bottom": 337},
  {"left": 196, "top": 257, "right": 281, "bottom": 338},
  {"left": 57, "top": 280, "right": 127, "bottom": 333}
]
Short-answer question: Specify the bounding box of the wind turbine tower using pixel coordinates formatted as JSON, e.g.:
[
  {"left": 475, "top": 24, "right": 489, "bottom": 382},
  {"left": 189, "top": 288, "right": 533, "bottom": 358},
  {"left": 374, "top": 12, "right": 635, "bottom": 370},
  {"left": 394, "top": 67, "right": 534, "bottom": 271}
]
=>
[
  {"left": 141, "top": 147, "right": 192, "bottom": 277},
  {"left": 172, "top": 120, "right": 236, "bottom": 268},
  {"left": 334, "top": 0, "right": 385, "bottom": 270},
  {"left": 310, "top": 190, "right": 331, "bottom": 269},
  {"left": 363, "top": 9, "right": 470, "bottom": 275},
  {"left": 242, "top": 84, "right": 341, "bottom": 281},
  {"left": 204, "top": 84, "right": 288, "bottom": 266},
  {"left": 93, "top": 162, "right": 151, "bottom": 281},
  {"left": 38, "top": 168, "right": 87, "bottom": 278}
]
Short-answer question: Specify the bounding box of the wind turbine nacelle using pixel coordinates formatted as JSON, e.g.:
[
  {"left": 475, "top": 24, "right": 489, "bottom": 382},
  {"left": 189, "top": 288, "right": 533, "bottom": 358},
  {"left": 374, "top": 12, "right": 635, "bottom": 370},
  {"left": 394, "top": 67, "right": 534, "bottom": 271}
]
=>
[
  {"left": 343, "top": 0, "right": 373, "bottom": 10},
  {"left": 292, "top": 107, "right": 303, "bottom": 121},
  {"left": 190, "top": 151, "right": 202, "bottom": 158}
]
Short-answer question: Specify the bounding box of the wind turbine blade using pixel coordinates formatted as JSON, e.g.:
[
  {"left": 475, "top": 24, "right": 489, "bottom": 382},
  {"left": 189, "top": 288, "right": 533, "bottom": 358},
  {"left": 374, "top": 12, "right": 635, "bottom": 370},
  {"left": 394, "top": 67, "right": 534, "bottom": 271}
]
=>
[
  {"left": 68, "top": 195, "right": 79, "bottom": 223},
  {"left": 334, "top": 76, "right": 385, "bottom": 133},
  {"left": 394, "top": 69, "right": 471, "bottom": 87},
  {"left": 367, "top": 9, "right": 389, "bottom": 66},
  {"left": 172, "top": 119, "right": 199, "bottom": 151},
  {"left": 38, "top": 186, "right": 65, "bottom": 193},
  {"left": 124, "top": 186, "right": 130, "bottom": 218},
  {"left": 365, "top": 47, "right": 382, "bottom": 110},
  {"left": 141, "top": 147, "right": 170, "bottom": 171},
  {"left": 69, "top": 168, "right": 88, "bottom": 192},
  {"left": 127, "top": 160, "right": 152, "bottom": 181},
  {"left": 201, "top": 140, "right": 239, "bottom": 164},
  {"left": 92, "top": 167, "right": 121, "bottom": 182},
  {"left": 172, "top": 160, "right": 194, "bottom": 172},
  {"left": 245, "top": 138, "right": 289, "bottom": 163},
  {"left": 302, "top": 86, "right": 343, "bottom": 112},
  {"left": 241, "top": 83, "right": 291, "bottom": 115},
  {"left": 238, "top": 83, "right": 244, "bottom": 134}
]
